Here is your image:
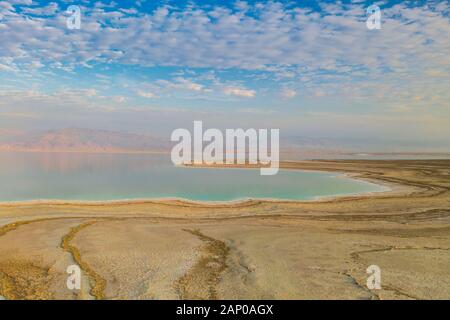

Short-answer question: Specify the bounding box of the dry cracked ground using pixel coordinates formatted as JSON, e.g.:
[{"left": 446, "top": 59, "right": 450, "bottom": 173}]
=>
[{"left": 0, "top": 160, "right": 449, "bottom": 300}]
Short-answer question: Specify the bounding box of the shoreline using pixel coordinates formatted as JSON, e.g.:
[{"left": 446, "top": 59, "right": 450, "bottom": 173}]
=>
[
  {"left": 1, "top": 159, "right": 449, "bottom": 299},
  {"left": 0, "top": 164, "right": 397, "bottom": 207}
]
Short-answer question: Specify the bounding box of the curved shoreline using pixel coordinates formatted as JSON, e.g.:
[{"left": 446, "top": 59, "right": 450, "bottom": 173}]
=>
[
  {"left": 0, "top": 165, "right": 398, "bottom": 207},
  {"left": 0, "top": 159, "right": 444, "bottom": 217},
  {"left": 0, "top": 159, "right": 449, "bottom": 300}
]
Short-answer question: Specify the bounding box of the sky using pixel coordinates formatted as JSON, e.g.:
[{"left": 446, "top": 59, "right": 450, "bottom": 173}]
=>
[{"left": 0, "top": 0, "right": 449, "bottom": 149}]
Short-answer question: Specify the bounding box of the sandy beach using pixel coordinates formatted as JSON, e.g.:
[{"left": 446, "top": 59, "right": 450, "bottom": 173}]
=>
[{"left": 0, "top": 159, "right": 449, "bottom": 300}]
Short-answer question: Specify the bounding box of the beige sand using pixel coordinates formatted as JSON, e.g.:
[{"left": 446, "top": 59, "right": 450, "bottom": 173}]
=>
[{"left": 0, "top": 160, "right": 449, "bottom": 300}]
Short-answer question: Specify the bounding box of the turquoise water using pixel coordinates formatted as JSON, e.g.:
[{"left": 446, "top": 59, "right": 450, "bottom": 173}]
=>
[{"left": 0, "top": 152, "right": 386, "bottom": 202}]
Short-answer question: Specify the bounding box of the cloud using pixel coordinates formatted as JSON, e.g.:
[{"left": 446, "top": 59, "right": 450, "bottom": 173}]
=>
[
  {"left": 119, "top": 8, "right": 138, "bottom": 15},
  {"left": 0, "top": 1, "right": 15, "bottom": 11},
  {"left": 22, "top": 2, "right": 58, "bottom": 16},
  {"left": 136, "top": 90, "right": 156, "bottom": 98},
  {"left": 150, "top": 77, "right": 206, "bottom": 94},
  {"left": 9, "top": 0, "right": 32, "bottom": 5},
  {"left": 222, "top": 86, "right": 256, "bottom": 98},
  {"left": 0, "top": 1, "right": 447, "bottom": 76},
  {"left": 0, "top": 88, "right": 113, "bottom": 112},
  {"left": 0, "top": 0, "right": 448, "bottom": 134},
  {"left": 173, "top": 77, "right": 205, "bottom": 92},
  {"left": 0, "top": 63, "right": 15, "bottom": 72},
  {"left": 281, "top": 88, "right": 297, "bottom": 99},
  {"left": 83, "top": 89, "right": 98, "bottom": 97}
]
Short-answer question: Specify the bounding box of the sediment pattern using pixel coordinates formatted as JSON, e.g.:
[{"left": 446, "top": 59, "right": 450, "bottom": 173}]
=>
[
  {"left": 175, "top": 229, "right": 230, "bottom": 299},
  {"left": 0, "top": 160, "right": 449, "bottom": 299},
  {"left": 60, "top": 220, "right": 107, "bottom": 300},
  {"left": 0, "top": 218, "right": 56, "bottom": 299}
]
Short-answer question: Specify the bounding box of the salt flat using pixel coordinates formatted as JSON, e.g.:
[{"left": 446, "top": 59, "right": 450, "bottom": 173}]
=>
[{"left": 0, "top": 160, "right": 449, "bottom": 299}]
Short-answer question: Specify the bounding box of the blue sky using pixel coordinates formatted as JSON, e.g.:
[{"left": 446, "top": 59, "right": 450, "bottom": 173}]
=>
[{"left": 0, "top": 0, "right": 449, "bottom": 148}]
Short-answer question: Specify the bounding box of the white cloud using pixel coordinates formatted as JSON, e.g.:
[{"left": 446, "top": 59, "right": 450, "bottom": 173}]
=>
[
  {"left": 22, "top": 2, "right": 58, "bottom": 16},
  {"left": 0, "top": 1, "right": 15, "bottom": 11},
  {"left": 0, "top": 1, "right": 448, "bottom": 115},
  {"left": 0, "top": 63, "right": 15, "bottom": 72},
  {"left": 136, "top": 90, "right": 156, "bottom": 98},
  {"left": 281, "top": 88, "right": 297, "bottom": 99},
  {"left": 222, "top": 86, "right": 256, "bottom": 98},
  {"left": 119, "top": 8, "right": 138, "bottom": 15},
  {"left": 0, "top": 1, "right": 447, "bottom": 76},
  {"left": 9, "top": 0, "right": 33, "bottom": 5},
  {"left": 83, "top": 89, "right": 98, "bottom": 97},
  {"left": 173, "top": 77, "right": 204, "bottom": 92}
]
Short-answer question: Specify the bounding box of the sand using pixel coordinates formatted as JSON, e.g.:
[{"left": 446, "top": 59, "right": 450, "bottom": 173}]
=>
[{"left": 0, "top": 159, "right": 449, "bottom": 300}]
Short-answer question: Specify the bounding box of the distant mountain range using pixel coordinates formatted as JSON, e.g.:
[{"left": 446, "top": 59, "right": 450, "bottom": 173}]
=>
[
  {"left": 0, "top": 128, "right": 170, "bottom": 153},
  {"left": 0, "top": 128, "right": 349, "bottom": 156},
  {"left": 0, "top": 128, "right": 448, "bottom": 157}
]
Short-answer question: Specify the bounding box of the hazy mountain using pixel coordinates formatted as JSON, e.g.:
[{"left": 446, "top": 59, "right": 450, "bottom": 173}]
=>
[
  {"left": 0, "top": 128, "right": 448, "bottom": 157},
  {"left": 0, "top": 128, "right": 170, "bottom": 153}
]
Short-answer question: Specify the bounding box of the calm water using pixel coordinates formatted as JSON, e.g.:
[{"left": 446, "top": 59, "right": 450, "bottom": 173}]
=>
[{"left": 0, "top": 152, "right": 386, "bottom": 202}]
